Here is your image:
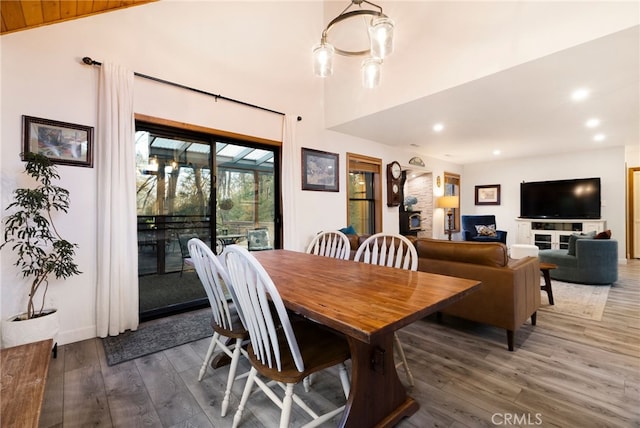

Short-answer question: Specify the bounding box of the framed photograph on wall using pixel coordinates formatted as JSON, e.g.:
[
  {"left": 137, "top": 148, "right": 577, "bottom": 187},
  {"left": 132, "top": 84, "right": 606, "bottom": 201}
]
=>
[
  {"left": 22, "top": 115, "right": 94, "bottom": 167},
  {"left": 301, "top": 148, "right": 339, "bottom": 192},
  {"left": 475, "top": 184, "right": 501, "bottom": 205}
]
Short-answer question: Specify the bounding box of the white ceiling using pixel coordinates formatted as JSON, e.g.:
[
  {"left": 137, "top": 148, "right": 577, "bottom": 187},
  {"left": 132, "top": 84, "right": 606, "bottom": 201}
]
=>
[{"left": 330, "top": 25, "right": 639, "bottom": 165}]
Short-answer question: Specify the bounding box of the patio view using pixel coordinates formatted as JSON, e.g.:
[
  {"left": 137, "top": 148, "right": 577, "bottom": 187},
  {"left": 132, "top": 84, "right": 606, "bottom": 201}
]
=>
[{"left": 135, "top": 125, "right": 279, "bottom": 319}]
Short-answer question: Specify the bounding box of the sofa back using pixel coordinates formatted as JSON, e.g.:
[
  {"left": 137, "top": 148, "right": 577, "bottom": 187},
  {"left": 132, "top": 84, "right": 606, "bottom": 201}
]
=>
[{"left": 414, "top": 238, "right": 508, "bottom": 267}]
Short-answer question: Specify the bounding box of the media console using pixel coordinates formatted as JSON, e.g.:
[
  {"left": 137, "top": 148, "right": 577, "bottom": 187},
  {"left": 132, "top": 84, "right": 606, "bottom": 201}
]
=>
[{"left": 515, "top": 219, "right": 606, "bottom": 250}]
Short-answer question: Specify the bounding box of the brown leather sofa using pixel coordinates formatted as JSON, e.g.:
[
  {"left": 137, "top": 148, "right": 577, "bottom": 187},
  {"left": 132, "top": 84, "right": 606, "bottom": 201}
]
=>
[{"left": 346, "top": 235, "right": 540, "bottom": 351}]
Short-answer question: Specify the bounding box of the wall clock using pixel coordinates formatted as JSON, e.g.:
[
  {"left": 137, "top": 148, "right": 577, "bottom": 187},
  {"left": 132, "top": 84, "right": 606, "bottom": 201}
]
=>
[{"left": 386, "top": 161, "right": 402, "bottom": 207}]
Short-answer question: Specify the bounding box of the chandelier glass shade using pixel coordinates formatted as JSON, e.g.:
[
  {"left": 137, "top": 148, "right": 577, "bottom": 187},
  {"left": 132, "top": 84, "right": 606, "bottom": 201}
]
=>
[{"left": 312, "top": 0, "right": 394, "bottom": 88}]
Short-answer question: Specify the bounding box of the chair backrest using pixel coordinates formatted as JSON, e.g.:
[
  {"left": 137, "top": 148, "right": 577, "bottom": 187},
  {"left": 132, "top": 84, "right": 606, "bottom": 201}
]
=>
[
  {"left": 354, "top": 233, "right": 418, "bottom": 271},
  {"left": 179, "top": 233, "right": 199, "bottom": 258},
  {"left": 224, "top": 245, "right": 303, "bottom": 372},
  {"left": 461, "top": 215, "right": 497, "bottom": 238},
  {"left": 188, "top": 238, "right": 245, "bottom": 330},
  {"left": 247, "top": 228, "right": 273, "bottom": 251},
  {"left": 306, "top": 231, "right": 350, "bottom": 260}
]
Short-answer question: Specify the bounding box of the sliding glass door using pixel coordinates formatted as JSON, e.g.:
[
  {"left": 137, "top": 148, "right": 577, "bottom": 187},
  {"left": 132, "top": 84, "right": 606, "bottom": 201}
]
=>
[{"left": 135, "top": 121, "right": 280, "bottom": 319}]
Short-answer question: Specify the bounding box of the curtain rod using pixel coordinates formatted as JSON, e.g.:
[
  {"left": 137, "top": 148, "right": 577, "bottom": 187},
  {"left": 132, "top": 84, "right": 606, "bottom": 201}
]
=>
[{"left": 82, "top": 56, "right": 301, "bottom": 121}]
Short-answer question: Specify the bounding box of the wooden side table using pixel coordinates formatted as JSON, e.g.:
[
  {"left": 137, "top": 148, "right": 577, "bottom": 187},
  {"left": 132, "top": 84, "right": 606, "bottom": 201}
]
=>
[
  {"left": 1, "top": 338, "right": 53, "bottom": 427},
  {"left": 539, "top": 262, "right": 557, "bottom": 305}
]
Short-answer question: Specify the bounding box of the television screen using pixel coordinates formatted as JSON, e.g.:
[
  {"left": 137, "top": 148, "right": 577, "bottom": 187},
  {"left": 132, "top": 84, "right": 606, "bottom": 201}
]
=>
[{"left": 520, "top": 178, "right": 601, "bottom": 219}]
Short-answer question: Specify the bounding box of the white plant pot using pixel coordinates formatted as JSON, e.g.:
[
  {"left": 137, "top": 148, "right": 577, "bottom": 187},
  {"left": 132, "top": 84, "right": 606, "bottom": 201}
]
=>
[{"left": 1, "top": 309, "right": 59, "bottom": 349}]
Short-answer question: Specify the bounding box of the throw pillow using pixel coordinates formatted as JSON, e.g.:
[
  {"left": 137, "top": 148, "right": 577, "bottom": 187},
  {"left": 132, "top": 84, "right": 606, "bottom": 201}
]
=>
[
  {"left": 475, "top": 224, "right": 497, "bottom": 237},
  {"left": 567, "top": 231, "right": 596, "bottom": 256},
  {"left": 339, "top": 225, "right": 357, "bottom": 235},
  {"left": 595, "top": 229, "right": 612, "bottom": 239}
]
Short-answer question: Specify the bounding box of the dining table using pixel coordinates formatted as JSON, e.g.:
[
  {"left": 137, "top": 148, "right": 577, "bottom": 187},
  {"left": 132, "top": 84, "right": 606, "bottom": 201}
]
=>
[{"left": 252, "top": 249, "right": 482, "bottom": 428}]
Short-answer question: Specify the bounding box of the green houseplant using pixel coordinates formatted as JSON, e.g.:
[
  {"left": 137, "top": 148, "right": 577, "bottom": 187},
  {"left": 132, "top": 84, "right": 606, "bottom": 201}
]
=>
[{"left": 1, "top": 153, "right": 80, "bottom": 348}]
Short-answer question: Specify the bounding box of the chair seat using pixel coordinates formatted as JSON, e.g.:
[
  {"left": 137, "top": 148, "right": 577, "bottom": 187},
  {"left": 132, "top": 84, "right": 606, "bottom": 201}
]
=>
[
  {"left": 210, "top": 304, "right": 248, "bottom": 339},
  {"left": 248, "top": 319, "right": 350, "bottom": 385}
]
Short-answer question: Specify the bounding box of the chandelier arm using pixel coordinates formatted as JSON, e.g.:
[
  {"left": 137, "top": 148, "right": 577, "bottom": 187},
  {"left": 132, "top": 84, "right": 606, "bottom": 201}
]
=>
[{"left": 324, "top": 9, "right": 387, "bottom": 57}]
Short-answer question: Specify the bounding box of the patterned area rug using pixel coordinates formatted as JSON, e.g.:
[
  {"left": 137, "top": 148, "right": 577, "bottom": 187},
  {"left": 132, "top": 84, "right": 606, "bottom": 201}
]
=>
[
  {"left": 539, "top": 280, "right": 611, "bottom": 321},
  {"left": 102, "top": 309, "right": 212, "bottom": 366}
]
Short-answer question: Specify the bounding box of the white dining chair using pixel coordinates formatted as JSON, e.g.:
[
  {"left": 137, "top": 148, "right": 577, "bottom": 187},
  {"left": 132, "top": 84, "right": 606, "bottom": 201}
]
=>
[
  {"left": 354, "top": 232, "right": 416, "bottom": 387},
  {"left": 306, "top": 230, "right": 351, "bottom": 260},
  {"left": 187, "top": 238, "right": 250, "bottom": 417},
  {"left": 223, "top": 245, "right": 351, "bottom": 428}
]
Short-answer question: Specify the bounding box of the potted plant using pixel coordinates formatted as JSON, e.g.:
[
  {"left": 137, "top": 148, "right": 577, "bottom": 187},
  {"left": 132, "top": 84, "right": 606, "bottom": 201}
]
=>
[{"left": 1, "top": 153, "right": 80, "bottom": 351}]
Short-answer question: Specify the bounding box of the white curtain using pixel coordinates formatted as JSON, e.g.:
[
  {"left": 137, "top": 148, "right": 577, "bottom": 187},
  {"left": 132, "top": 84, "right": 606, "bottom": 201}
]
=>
[
  {"left": 96, "top": 63, "right": 139, "bottom": 337},
  {"left": 282, "top": 115, "right": 300, "bottom": 250}
]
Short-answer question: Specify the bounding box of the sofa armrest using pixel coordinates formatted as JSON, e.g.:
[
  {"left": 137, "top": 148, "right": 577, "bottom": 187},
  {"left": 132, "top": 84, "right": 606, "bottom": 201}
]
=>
[{"left": 576, "top": 239, "right": 618, "bottom": 273}]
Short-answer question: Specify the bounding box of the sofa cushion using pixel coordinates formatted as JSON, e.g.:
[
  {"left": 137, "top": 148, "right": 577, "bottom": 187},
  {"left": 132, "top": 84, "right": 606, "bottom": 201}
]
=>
[
  {"left": 414, "top": 238, "right": 508, "bottom": 268},
  {"left": 567, "top": 231, "right": 596, "bottom": 256},
  {"left": 475, "top": 224, "right": 497, "bottom": 237}
]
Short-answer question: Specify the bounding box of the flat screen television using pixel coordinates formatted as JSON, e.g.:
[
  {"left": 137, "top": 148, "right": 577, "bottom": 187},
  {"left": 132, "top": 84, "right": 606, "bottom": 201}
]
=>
[{"left": 520, "top": 178, "right": 601, "bottom": 219}]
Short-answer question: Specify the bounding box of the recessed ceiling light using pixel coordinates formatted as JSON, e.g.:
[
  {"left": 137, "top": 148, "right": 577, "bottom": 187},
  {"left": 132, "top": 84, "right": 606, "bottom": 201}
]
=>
[
  {"left": 593, "top": 133, "right": 606, "bottom": 142},
  {"left": 585, "top": 118, "right": 600, "bottom": 128},
  {"left": 571, "top": 88, "right": 590, "bottom": 102},
  {"left": 432, "top": 123, "right": 444, "bottom": 132},
  {"left": 493, "top": 149, "right": 501, "bottom": 156}
]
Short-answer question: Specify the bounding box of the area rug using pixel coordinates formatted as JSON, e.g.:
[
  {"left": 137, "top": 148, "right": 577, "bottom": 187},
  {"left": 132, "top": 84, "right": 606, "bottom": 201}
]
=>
[
  {"left": 102, "top": 310, "right": 212, "bottom": 366},
  {"left": 539, "top": 280, "right": 611, "bottom": 321}
]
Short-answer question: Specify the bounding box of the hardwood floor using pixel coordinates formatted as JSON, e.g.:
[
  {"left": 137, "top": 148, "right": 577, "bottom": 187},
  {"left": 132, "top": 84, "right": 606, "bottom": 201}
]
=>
[{"left": 39, "top": 260, "right": 640, "bottom": 427}]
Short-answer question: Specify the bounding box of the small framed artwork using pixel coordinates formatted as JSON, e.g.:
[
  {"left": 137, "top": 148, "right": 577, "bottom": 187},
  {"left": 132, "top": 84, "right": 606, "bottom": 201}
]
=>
[
  {"left": 475, "top": 184, "right": 501, "bottom": 205},
  {"left": 22, "top": 115, "right": 94, "bottom": 167},
  {"left": 301, "top": 148, "right": 339, "bottom": 192}
]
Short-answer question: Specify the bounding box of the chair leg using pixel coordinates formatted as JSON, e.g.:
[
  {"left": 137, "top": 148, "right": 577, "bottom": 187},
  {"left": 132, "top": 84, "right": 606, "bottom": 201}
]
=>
[
  {"left": 338, "top": 363, "right": 350, "bottom": 399},
  {"left": 279, "top": 383, "right": 295, "bottom": 428},
  {"left": 303, "top": 375, "right": 312, "bottom": 392},
  {"left": 233, "top": 367, "right": 257, "bottom": 428},
  {"left": 393, "top": 332, "right": 414, "bottom": 387},
  {"left": 221, "top": 338, "right": 243, "bottom": 417},
  {"left": 198, "top": 333, "right": 220, "bottom": 381}
]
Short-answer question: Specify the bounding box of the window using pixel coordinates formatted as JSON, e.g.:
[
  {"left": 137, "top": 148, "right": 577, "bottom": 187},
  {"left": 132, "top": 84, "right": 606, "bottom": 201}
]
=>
[
  {"left": 444, "top": 172, "right": 461, "bottom": 232},
  {"left": 347, "top": 153, "right": 382, "bottom": 235}
]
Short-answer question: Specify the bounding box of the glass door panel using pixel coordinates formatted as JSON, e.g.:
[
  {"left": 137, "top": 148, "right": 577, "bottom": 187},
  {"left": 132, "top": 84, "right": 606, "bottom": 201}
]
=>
[{"left": 136, "top": 131, "right": 212, "bottom": 275}]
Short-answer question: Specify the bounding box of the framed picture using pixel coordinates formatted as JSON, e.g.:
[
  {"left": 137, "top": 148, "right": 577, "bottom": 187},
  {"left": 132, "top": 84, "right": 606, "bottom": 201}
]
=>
[
  {"left": 475, "top": 184, "right": 501, "bottom": 205},
  {"left": 301, "top": 148, "right": 339, "bottom": 192},
  {"left": 22, "top": 115, "right": 94, "bottom": 167}
]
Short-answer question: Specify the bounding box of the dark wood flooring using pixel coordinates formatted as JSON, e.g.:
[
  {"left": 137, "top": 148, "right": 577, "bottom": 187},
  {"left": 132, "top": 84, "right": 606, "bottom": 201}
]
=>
[{"left": 38, "top": 260, "right": 640, "bottom": 427}]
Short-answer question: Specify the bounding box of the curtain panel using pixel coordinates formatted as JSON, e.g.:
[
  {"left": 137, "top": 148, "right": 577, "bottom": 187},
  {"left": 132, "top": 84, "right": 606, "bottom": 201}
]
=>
[{"left": 96, "top": 63, "right": 139, "bottom": 337}]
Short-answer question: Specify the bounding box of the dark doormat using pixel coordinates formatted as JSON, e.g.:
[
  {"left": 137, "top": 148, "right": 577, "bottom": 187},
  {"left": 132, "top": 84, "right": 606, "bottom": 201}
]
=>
[{"left": 102, "top": 309, "right": 212, "bottom": 366}]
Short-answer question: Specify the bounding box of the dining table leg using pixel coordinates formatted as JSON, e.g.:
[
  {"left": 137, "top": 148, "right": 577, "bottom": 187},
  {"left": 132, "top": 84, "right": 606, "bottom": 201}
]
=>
[{"left": 339, "top": 334, "right": 419, "bottom": 428}]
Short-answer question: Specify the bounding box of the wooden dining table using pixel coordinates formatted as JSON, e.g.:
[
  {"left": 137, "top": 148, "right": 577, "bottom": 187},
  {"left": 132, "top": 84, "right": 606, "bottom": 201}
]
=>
[{"left": 252, "top": 249, "right": 481, "bottom": 428}]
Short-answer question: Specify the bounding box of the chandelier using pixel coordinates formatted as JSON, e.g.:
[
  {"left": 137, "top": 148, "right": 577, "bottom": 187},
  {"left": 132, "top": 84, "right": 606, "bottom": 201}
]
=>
[{"left": 312, "top": 0, "right": 395, "bottom": 88}]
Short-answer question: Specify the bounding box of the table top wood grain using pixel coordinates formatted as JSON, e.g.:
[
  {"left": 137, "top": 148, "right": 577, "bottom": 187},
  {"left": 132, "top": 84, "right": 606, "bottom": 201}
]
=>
[
  {"left": 1, "top": 338, "right": 52, "bottom": 428},
  {"left": 253, "top": 249, "right": 481, "bottom": 344}
]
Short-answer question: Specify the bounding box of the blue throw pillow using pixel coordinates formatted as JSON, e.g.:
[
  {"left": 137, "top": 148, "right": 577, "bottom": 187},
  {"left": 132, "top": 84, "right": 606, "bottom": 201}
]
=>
[{"left": 339, "top": 225, "right": 357, "bottom": 235}]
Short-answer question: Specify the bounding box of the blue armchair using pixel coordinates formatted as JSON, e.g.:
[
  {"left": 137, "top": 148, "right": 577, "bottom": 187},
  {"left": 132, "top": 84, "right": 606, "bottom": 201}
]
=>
[{"left": 461, "top": 215, "right": 507, "bottom": 244}]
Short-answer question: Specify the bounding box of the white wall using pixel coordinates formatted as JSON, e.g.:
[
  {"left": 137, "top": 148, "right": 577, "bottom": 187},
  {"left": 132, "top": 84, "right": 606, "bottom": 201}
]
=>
[
  {"left": 1, "top": 1, "right": 631, "bottom": 347},
  {"left": 0, "top": 1, "right": 412, "bottom": 345},
  {"left": 462, "top": 147, "right": 627, "bottom": 256}
]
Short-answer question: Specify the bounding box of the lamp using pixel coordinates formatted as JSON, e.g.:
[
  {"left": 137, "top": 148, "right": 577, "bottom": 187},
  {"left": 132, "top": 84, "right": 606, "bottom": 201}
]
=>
[
  {"left": 313, "top": 0, "right": 395, "bottom": 88},
  {"left": 437, "top": 195, "right": 459, "bottom": 241}
]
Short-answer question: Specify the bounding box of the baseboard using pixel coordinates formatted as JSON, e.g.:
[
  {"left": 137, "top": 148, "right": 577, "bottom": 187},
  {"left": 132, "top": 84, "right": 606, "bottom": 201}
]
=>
[{"left": 58, "top": 325, "right": 96, "bottom": 346}]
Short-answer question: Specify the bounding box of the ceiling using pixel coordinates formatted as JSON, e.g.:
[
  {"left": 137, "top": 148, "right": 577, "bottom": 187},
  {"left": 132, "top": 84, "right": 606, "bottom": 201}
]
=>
[
  {"left": 332, "top": 25, "right": 640, "bottom": 165},
  {"left": 2, "top": 2, "right": 637, "bottom": 167},
  {"left": 0, "top": 0, "right": 155, "bottom": 35}
]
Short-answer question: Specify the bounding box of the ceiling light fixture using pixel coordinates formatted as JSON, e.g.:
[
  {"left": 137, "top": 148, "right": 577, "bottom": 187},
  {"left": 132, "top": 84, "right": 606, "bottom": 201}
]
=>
[
  {"left": 313, "top": 0, "right": 394, "bottom": 88},
  {"left": 585, "top": 118, "right": 600, "bottom": 128},
  {"left": 571, "top": 88, "right": 590, "bottom": 102},
  {"left": 593, "top": 133, "right": 606, "bottom": 142},
  {"left": 433, "top": 123, "right": 444, "bottom": 132}
]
